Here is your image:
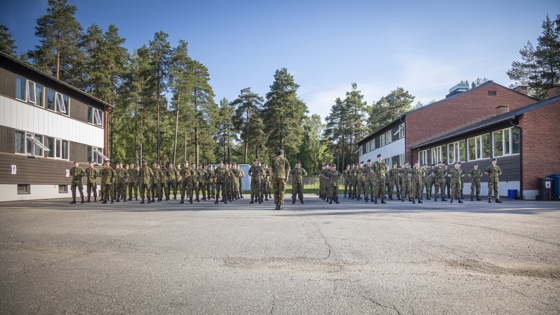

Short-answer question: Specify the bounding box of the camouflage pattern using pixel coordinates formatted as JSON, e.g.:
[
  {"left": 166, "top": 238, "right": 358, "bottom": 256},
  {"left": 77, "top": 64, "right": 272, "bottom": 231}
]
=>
[
  {"left": 485, "top": 163, "right": 502, "bottom": 200},
  {"left": 85, "top": 164, "right": 98, "bottom": 201},
  {"left": 270, "top": 153, "right": 291, "bottom": 208},
  {"left": 469, "top": 166, "right": 482, "bottom": 199},
  {"left": 70, "top": 163, "right": 85, "bottom": 201},
  {"left": 290, "top": 165, "right": 308, "bottom": 202},
  {"left": 138, "top": 163, "right": 153, "bottom": 202}
]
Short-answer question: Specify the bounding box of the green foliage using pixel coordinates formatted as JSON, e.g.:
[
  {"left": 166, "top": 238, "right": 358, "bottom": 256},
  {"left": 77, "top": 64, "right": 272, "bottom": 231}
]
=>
[
  {"left": 298, "top": 114, "right": 331, "bottom": 175},
  {"left": 231, "top": 87, "right": 265, "bottom": 163},
  {"left": 508, "top": 15, "right": 560, "bottom": 99},
  {"left": 368, "top": 87, "right": 414, "bottom": 132},
  {"left": 0, "top": 25, "right": 17, "bottom": 56}
]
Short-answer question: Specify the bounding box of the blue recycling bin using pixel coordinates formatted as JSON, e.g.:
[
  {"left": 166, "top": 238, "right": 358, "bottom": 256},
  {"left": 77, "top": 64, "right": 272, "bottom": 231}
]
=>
[
  {"left": 507, "top": 189, "right": 518, "bottom": 200},
  {"left": 548, "top": 174, "right": 560, "bottom": 200}
]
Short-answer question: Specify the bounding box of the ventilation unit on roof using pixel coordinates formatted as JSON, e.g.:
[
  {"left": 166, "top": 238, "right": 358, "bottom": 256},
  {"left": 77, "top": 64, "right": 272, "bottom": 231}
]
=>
[{"left": 446, "top": 83, "right": 469, "bottom": 98}]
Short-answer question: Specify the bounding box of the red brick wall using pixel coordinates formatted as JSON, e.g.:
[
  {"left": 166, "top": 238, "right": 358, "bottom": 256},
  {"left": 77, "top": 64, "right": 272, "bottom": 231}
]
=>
[
  {"left": 520, "top": 100, "right": 560, "bottom": 191},
  {"left": 406, "top": 82, "right": 536, "bottom": 162}
]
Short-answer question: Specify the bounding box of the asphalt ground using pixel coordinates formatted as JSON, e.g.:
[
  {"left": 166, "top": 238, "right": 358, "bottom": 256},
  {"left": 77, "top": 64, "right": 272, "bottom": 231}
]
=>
[{"left": 1, "top": 194, "right": 559, "bottom": 314}]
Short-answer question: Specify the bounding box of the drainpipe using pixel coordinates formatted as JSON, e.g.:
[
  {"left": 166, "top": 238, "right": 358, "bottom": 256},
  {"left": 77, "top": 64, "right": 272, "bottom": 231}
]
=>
[{"left": 510, "top": 118, "right": 522, "bottom": 199}]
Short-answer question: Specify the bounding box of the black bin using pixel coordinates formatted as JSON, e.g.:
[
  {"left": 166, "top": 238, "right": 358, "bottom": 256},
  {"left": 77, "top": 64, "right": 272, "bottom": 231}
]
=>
[{"left": 537, "top": 177, "right": 552, "bottom": 201}]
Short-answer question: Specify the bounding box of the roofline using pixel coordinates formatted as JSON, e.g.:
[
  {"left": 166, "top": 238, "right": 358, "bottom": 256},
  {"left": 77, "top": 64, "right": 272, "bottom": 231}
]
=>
[
  {"left": 0, "top": 51, "right": 115, "bottom": 108},
  {"left": 357, "top": 115, "right": 405, "bottom": 145},
  {"left": 410, "top": 94, "right": 560, "bottom": 149}
]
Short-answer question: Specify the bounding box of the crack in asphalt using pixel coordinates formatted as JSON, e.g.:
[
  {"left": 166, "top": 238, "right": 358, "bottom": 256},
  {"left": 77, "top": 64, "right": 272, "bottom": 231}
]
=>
[{"left": 358, "top": 293, "right": 402, "bottom": 315}]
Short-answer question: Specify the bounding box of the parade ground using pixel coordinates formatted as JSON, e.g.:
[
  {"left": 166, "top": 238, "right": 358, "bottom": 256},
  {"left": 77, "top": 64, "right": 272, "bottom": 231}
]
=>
[{"left": 1, "top": 196, "right": 559, "bottom": 314}]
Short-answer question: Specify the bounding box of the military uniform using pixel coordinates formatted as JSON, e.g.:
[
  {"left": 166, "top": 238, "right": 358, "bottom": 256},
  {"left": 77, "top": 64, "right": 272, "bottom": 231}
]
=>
[
  {"left": 433, "top": 163, "right": 447, "bottom": 201},
  {"left": 410, "top": 163, "right": 424, "bottom": 204},
  {"left": 69, "top": 162, "right": 85, "bottom": 204},
  {"left": 362, "top": 161, "right": 373, "bottom": 202},
  {"left": 387, "top": 163, "right": 400, "bottom": 200},
  {"left": 327, "top": 165, "right": 340, "bottom": 204},
  {"left": 485, "top": 160, "right": 502, "bottom": 203},
  {"left": 399, "top": 163, "right": 411, "bottom": 202},
  {"left": 372, "top": 157, "right": 388, "bottom": 204},
  {"left": 290, "top": 163, "right": 308, "bottom": 204},
  {"left": 343, "top": 166, "right": 351, "bottom": 198},
  {"left": 85, "top": 163, "right": 98, "bottom": 202},
  {"left": 248, "top": 161, "right": 262, "bottom": 204},
  {"left": 468, "top": 165, "right": 482, "bottom": 201},
  {"left": 448, "top": 163, "right": 464, "bottom": 203},
  {"left": 167, "top": 164, "right": 177, "bottom": 200},
  {"left": 151, "top": 164, "right": 163, "bottom": 202},
  {"left": 180, "top": 163, "right": 194, "bottom": 204},
  {"left": 214, "top": 163, "right": 228, "bottom": 204},
  {"left": 127, "top": 165, "right": 138, "bottom": 201},
  {"left": 138, "top": 162, "right": 153, "bottom": 204},
  {"left": 115, "top": 163, "right": 128, "bottom": 202},
  {"left": 100, "top": 162, "right": 116, "bottom": 203},
  {"left": 271, "top": 151, "right": 291, "bottom": 210}
]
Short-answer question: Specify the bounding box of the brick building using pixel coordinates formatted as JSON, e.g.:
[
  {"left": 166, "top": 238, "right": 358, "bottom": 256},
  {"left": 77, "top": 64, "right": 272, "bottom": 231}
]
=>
[
  {"left": 411, "top": 95, "right": 560, "bottom": 200},
  {"left": 357, "top": 81, "right": 536, "bottom": 166}
]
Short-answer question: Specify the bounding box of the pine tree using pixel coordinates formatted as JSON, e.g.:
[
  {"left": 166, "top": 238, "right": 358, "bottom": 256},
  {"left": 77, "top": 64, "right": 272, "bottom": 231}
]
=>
[
  {"left": 299, "top": 114, "right": 330, "bottom": 174},
  {"left": 215, "top": 98, "right": 236, "bottom": 162},
  {"left": 28, "top": 0, "right": 84, "bottom": 83},
  {"left": 368, "top": 87, "right": 414, "bottom": 133},
  {"left": 324, "top": 98, "right": 350, "bottom": 170},
  {"left": 344, "top": 83, "right": 368, "bottom": 160},
  {"left": 262, "top": 68, "right": 308, "bottom": 162},
  {"left": 231, "top": 87, "right": 265, "bottom": 163},
  {"left": 0, "top": 25, "right": 17, "bottom": 56}
]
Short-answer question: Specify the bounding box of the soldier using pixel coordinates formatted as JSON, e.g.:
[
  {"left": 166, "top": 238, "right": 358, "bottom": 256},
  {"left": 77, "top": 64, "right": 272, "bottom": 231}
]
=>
[
  {"left": 237, "top": 164, "right": 245, "bottom": 199},
  {"left": 291, "top": 161, "right": 308, "bottom": 204},
  {"left": 263, "top": 162, "right": 272, "bottom": 201},
  {"left": 444, "top": 163, "right": 451, "bottom": 199},
  {"left": 85, "top": 161, "right": 98, "bottom": 202},
  {"left": 127, "top": 163, "right": 138, "bottom": 201},
  {"left": 100, "top": 160, "right": 116, "bottom": 204},
  {"left": 468, "top": 163, "right": 482, "bottom": 201},
  {"left": 160, "top": 164, "right": 168, "bottom": 201},
  {"left": 427, "top": 164, "right": 435, "bottom": 200},
  {"left": 363, "top": 159, "right": 373, "bottom": 202},
  {"left": 69, "top": 161, "right": 85, "bottom": 204},
  {"left": 410, "top": 161, "right": 424, "bottom": 204},
  {"left": 214, "top": 161, "right": 227, "bottom": 204},
  {"left": 372, "top": 154, "right": 388, "bottom": 204},
  {"left": 151, "top": 163, "right": 162, "bottom": 202},
  {"left": 327, "top": 164, "right": 340, "bottom": 204},
  {"left": 318, "top": 164, "right": 328, "bottom": 201},
  {"left": 166, "top": 163, "right": 176, "bottom": 200},
  {"left": 270, "top": 149, "right": 291, "bottom": 210},
  {"left": 138, "top": 160, "right": 153, "bottom": 204},
  {"left": 115, "top": 162, "right": 128, "bottom": 202},
  {"left": 179, "top": 161, "right": 193, "bottom": 204},
  {"left": 343, "top": 165, "right": 351, "bottom": 198},
  {"left": 485, "top": 158, "right": 502, "bottom": 203},
  {"left": 433, "top": 161, "right": 447, "bottom": 202},
  {"left": 448, "top": 162, "right": 464, "bottom": 203},
  {"left": 231, "top": 163, "right": 240, "bottom": 200},
  {"left": 248, "top": 159, "right": 261, "bottom": 204},
  {"left": 399, "top": 161, "right": 411, "bottom": 202},
  {"left": 349, "top": 164, "right": 357, "bottom": 199},
  {"left": 355, "top": 161, "right": 365, "bottom": 201},
  {"left": 387, "top": 162, "right": 400, "bottom": 200},
  {"left": 421, "top": 164, "right": 430, "bottom": 200}
]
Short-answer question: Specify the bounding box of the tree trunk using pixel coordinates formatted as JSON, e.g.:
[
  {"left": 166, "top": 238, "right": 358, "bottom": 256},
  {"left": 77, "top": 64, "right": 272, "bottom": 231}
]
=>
[{"left": 173, "top": 94, "right": 180, "bottom": 166}]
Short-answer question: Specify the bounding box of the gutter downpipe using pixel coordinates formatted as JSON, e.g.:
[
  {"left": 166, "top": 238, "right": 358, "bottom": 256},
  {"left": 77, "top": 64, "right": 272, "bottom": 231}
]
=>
[{"left": 510, "top": 117, "right": 522, "bottom": 200}]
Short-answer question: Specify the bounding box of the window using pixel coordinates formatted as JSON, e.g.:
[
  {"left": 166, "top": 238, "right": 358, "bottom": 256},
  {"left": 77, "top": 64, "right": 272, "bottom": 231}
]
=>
[
  {"left": 55, "top": 92, "right": 69, "bottom": 115},
  {"left": 17, "top": 184, "right": 30, "bottom": 195},
  {"left": 361, "top": 145, "right": 366, "bottom": 155},
  {"left": 488, "top": 90, "right": 497, "bottom": 96},
  {"left": 59, "top": 185, "right": 68, "bottom": 193},
  {"left": 15, "top": 130, "right": 49, "bottom": 156},
  {"left": 88, "top": 146, "right": 106, "bottom": 165},
  {"left": 380, "top": 134, "right": 386, "bottom": 147},
  {"left": 385, "top": 131, "right": 392, "bottom": 145},
  {"left": 370, "top": 140, "right": 376, "bottom": 151},
  {"left": 27, "top": 80, "right": 36, "bottom": 104},
  {"left": 399, "top": 154, "right": 405, "bottom": 167},
  {"left": 419, "top": 149, "right": 429, "bottom": 166},
  {"left": 468, "top": 134, "right": 491, "bottom": 161},
  {"left": 16, "top": 76, "right": 26, "bottom": 101},
  {"left": 482, "top": 133, "right": 491, "bottom": 158},
  {"left": 398, "top": 123, "right": 405, "bottom": 139},
  {"left": 35, "top": 83, "right": 45, "bottom": 107},
  {"left": 88, "top": 106, "right": 103, "bottom": 126},
  {"left": 46, "top": 136, "right": 69, "bottom": 160},
  {"left": 432, "top": 146, "right": 443, "bottom": 164},
  {"left": 493, "top": 127, "right": 520, "bottom": 157},
  {"left": 447, "top": 140, "right": 466, "bottom": 163},
  {"left": 47, "top": 89, "right": 56, "bottom": 111}
]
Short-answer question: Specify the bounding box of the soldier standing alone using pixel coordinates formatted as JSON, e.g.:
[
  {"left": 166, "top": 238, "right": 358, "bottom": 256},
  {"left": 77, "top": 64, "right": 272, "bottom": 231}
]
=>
[{"left": 485, "top": 158, "right": 503, "bottom": 203}]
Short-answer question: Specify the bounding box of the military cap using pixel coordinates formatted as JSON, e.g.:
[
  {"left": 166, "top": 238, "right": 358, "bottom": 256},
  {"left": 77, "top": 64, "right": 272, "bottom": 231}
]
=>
[
  {"left": 104, "top": 159, "right": 110, "bottom": 163},
  {"left": 89, "top": 161, "right": 94, "bottom": 164},
  {"left": 73, "top": 160, "right": 78, "bottom": 163},
  {"left": 393, "top": 162, "right": 397, "bottom": 165},
  {"left": 367, "top": 159, "right": 371, "bottom": 162},
  {"left": 296, "top": 161, "right": 301, "bottom": 164},
  {"left": 377, "top": 154, "right": 382, "bottom": 158},
  {"left": 438, "top": 161, "right": 442, "bottom": 164},
  {"left": 253, "top": 159, "right": 258, "bottom": 162},
  {"left": 278, "top": 149, "right": 284, "bottom": 155},
  {"left": 474, "top": 163, "right": 478, "bottom": 165},
  {"left": 491, "top": 158, "right": 497, "bottom": 161}
]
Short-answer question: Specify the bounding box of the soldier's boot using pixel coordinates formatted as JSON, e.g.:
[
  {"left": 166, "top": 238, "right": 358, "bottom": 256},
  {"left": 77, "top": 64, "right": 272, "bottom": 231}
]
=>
[
  {"left": 412, "top": 198, "right": 416, "bottom": 204},
  {"left": 434, "top": 197, "right": 438, "bottom": 201},
  {"left": 195, "top": 197, "right": 200, "bottom": 202},
  {"left": 329, "top": 200, "right": 332, "bottom": 204},
  {"left": 418, "top": 198, "right": 423, "bottom": 204},
  {"left": 488, "top": 199, "right": 492, "bottom": 203},
  {"left": 476, "top": 196, "right": 481, "bottom": 201},
  {"left": 365, "top": 197, "right": 369, "bottom": 202},
  {"left": 259, "top": 198, "right": 263, "bottom": 204},
  {"left": 250, "top": 198, "right": 254, "bottom": 204},
  {"left": 471, "top": 196, "right": 474, "bottom": 201},
  {"left": 190, "top": 197, "right": 193, "bottom": 204},
  {"left": 116, "top": 197, "right": 120, "bottom": 202},
  {"left": 292, "top": 199, "right": 295, "bottom": 204},
  {"left": 123, "top": 196, "right": 127, "bottom": 203},
  {"left": 450, "top": 198, "right": 454, "bottom": 203},
  {"left": 135, "top": 195, "right": 138, "bottom": 201},
  {"left": 141, "top": 198, "right": 145, "bottom": 204},
  {"left": 70, "top": 198, "right": 76, "bottom": 204},
  {"left": 373, "top": 197, "right": 377, "bottom": 204},
  {"left": 344, "top": 193, "right": 347, "bottom": 198},
  {"left": 87, "top": 197, "right": 91, "bottom": 203},
  {"left": 401, "top": 197, "right": 405, "bottom": 202},
  {"left": 441, "top": 198, "right": 447, "bottom": 202},
  {"left": 495, "top": 198, "right": 502, "bottom": 203},
  {"left": 180, "top": 197, "right": 184, "bottom": 204},
  {"left": 224, "top": 199, "right": 228, "bottom": 204},
  {"left": 381, "top": 198, "right": 386, "bottom": 204},
  {"left": 301, "top": 199, "right": 304, "bottom": 204},
  {"left": 202, "top": 196, "right": 206, "bottom": 201},
  {"left": 214, "top": 198, "right": 219, "bottom": 204},
  {"left": 94, "top": 196, "right": 97, "bottom": 202},
  {"left": 426, "top": 196, "right": 431, "bottom": 200},
  {"left": 458, "top": 199, "right": 463, "bottom": 203},
  {"left": 111, "top": 198, "right": 114, "bottom": 203},
  {"left": 265, "top": 196, "right": 268, "bottom": 201},
  {"left": 81, "top": 197, "right": 85, "bottom": 204},
  {"left": 102, "top": 198, "right": 107, "bottom": 204},
  {"left": 147, "top": 198, "right": 151, "bottom": 204}
]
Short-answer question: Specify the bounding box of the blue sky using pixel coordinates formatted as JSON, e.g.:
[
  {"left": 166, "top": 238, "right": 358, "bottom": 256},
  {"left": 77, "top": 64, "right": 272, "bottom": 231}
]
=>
[{"left": 1, "top": 0, "right": 558, "bottom": 118}]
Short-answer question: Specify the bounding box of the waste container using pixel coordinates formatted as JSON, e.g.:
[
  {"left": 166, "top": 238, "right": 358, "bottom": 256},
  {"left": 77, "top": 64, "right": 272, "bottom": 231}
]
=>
[
  {"left": 537, "top": 177, "right": 552, "bottom": 201},
  {"left": 507, "top": 189, "right": 518, "bottom": 200},
  {"left": 548, "top": 174, "right": 560, "bottom": 200}
]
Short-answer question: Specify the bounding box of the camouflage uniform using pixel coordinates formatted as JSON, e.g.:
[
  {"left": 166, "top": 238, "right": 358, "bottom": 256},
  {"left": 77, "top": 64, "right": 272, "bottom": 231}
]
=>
[
  {"left": 270, "top": 151, "right": 291, "bottom": 210},
  {"left": 248, "top": 162, "right": 262, "bottom": 204},
  {"left": 290, "top": 164, "right": 308, "bottom": 204},
  {"left": 485, "top": 161, "right": 502, "bottom": 203},
  {"left": 166, "top": 164, "right": 177, "bottom": 200},
  {"left": 69, "top": 162, "right": 85, "bottom": 204},
  {"left": 357, "top": 163, "right": 366, "bottom": 200},
  {"left": 468, "top": 166, "right": 482, "bottom": 201},
  {"left": 343, "top": 166, "right": 351, "bottom": 198},
  {"left": 433, "top": 163, "right": 447, "bottom": 201},
  {"left": 180, "top": 163, "right": 194, "bottom": 204},
  {"left": 151, "top": 164, "right": 163, "bottom": 202},
  {"left": 372, "top": 159, "right": 388, "bottom": 203},
  {"left": 100, "top": 163, "right": 116, "bottom": 203},
  {"left": 327, "top": 165, "right": 340, "bottom": 204},
  {"left": 116, "top": 163, "right": 128, "bottom": 202},
  {"left": 138, "top": 162, "right": 153, "bottom": 204},
  {"left": 127, "top": 165, "right": 138, "bottom": 201},
  {"left": 214, "top": 163, "right": 228, "bottom": 204},
  {"left": 85, "top": 163, "right": 98, "bottom": 202},
  {"left": 399, "top": 164, "right": 411, "bottom": 202},
  {"left": 410, "top": 163, "right": 424, "bottom": 203},
  {"left": 448, "top": 163, "right": 464, "bottom": 203},
  {"left": 387, "top": 163, "right": 400, "bottom": 200}
]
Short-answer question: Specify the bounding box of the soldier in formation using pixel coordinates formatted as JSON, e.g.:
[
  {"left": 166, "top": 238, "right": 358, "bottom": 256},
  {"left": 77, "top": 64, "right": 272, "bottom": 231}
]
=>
[
  {"left": 127, "top": 163, "right": 138, "bottom": 201},
  {"left": 468, "top": 163, "right": 482, "bottom": 201},
  {"left": 448, "top": 162, "right": 464, "bottom": 203},
  {"left": 85, "top": 161, "right": 98, "bottom": 202},
  {"left": 387, "top": 162, "right": 400, "bottom": 200},
  {"left": 99, "top": 159, "right": 116, "bottom": 204},
  {"left": 290, "top": 161, "right": 307, "bottom": 204},
  {"left": 115, "top": 162, "right": 128, "bottom": 202},
  {"left": 138, "top": 160, "right": 153, "bottom": 204},
  {"left": 270, "top": 149, "right": 291, "bottom": 210},
  {"left": 372, "top": 154, "right": 388, "bottom": 204},
  {"left": 69, "top": 161, "right": 85, "bottom": 204}
]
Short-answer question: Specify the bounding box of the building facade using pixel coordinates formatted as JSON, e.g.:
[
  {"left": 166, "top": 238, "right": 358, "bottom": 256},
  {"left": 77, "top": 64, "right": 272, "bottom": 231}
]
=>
[
  {"left": 411, "top": 95, "right": 560, "bottom": 200},
  {"left": 0, "top": 52, "right": 113, "bottom": 201},
  {"left": 357, "top": 81, "right": 537, "bottom": 167}
]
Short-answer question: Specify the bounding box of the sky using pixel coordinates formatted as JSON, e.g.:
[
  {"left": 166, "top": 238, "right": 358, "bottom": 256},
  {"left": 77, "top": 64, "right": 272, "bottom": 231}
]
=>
[{"left": 1, "top": 0, "right": 559, "bottom": 119}]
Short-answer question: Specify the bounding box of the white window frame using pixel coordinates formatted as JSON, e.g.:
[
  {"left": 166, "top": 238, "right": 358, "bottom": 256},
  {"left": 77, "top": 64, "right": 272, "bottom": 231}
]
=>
[
  {"left": 380, "top": 133, "right": 386, "bottom": 147},
  {"left": 419, "top": 149, "right": 429, "bottom": 166},
  {"left": 89, "top": 106, "right": 104, "bottom": 127},
  {"left": 395, "top": 123, "right": 405, "bottom": 139},
  {"left": 385, "top": 130, "right": 392, "bottom": 144},
  {"left": 92, "top": 147, "right": 108, "bottom": 165},
  {"left": 55, "top": 92, "right": 68, "bottom": 115},
  {"left": 399, "top": 154, "right": 405, "bottom": 167},
  {"left": 493, "top": 127, "right": 518, "bottom": 157},
  {"left": 27, "top": 80, "right": 36, "bottom": 104},
  {"left": 15, "top": 131, "right": 50, "bottom": 157},
  {"left": 47, "top": 137, "right": 69, "bottom": 160},
  {"left": 16, "top": 76, "right": 27, "bottom": 101}
]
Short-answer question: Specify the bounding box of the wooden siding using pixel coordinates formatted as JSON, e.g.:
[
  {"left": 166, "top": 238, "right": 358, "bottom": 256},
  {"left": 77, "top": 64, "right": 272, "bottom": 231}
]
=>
[
  {"left": 0, "top": 68, "right": 16, "bottom": 98},
  {"left": 0, "top": 152, "right": 97, "bottom": 185},
  {"left": 70, "top": 98, "right": 89, "bottom": 122},
  {"left": 0, "top": 126, "right": 15, "bottom": 153},
  {"left": 456, "top": 154, "right": 520, "bottom": 183}
]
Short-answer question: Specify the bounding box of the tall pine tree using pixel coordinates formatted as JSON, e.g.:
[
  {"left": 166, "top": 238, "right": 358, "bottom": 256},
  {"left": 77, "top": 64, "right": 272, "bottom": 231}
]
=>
[{"left": 0, "top": 25, "right": 17, "bottom": 56}]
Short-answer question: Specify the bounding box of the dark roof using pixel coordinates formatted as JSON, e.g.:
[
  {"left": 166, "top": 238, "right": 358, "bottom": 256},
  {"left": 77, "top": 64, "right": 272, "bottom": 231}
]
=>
[
  {"left": 357, "top": 81, "right": 536, "bottom": 146},
  {"left": 411, "top": 95, "right": 560, "bottom": 149},
  {"left": 0, "top": 51, "right": 114, "bottom": 109}
]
